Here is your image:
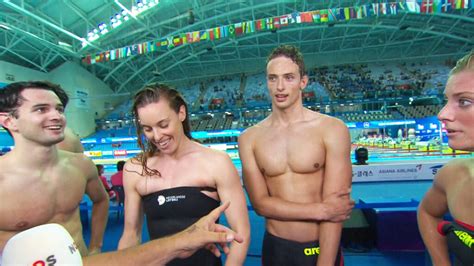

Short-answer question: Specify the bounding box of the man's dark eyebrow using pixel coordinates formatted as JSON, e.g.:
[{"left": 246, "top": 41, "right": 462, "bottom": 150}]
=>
[
  {"left": 268, "top": 72, "right": 295, "bottom": 77},
  {"left": 30, "top": 103, "right": 64, "bottom": 110},
  {"left": 30, "top": 103, "right": 50, "bottom": 109}
]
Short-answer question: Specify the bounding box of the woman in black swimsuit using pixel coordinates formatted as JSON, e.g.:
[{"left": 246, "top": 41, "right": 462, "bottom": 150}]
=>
[{"left": 117, "top": 84, "right": 250, "bottom": 266}]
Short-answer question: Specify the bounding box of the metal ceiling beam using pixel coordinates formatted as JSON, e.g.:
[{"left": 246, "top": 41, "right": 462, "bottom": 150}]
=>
[
  {"left": 62, "top": 0, "right": 96, "bottom": 30},
  {"left": 1, "top": 22, "right": 78, "bottom": 57},
  {"left": 0, "top": 34, "right": 24, "bottom": 56},
  {"left": 2, "top": 0, "right": 100, "bottom": 50},
  {"left": 0, "top": 45, "right": 46, "bottom": 70}
]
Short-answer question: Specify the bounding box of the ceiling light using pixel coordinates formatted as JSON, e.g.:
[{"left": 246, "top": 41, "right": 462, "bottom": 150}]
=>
[
  {"left": 58, "top": 41, "right": 72, "bottom": 47},
  {"left": 0, "top": 24, "right": 11, "bottom": 30}
]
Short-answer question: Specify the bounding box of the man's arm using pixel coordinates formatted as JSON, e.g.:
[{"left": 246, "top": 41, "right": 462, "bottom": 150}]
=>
[
  {"left": 2, "top": 203, "right": 242, "bottom": 266},
  {"left": 118, "top": 160, "right": 144, "bottom": 249},
  {"left": 83, "top": 157, "right": 109, "bottom": 255},
  {"left": 213, "top": 152, "right": 250, "bottom": 266},
  {"left": 318, "top": 119, "right": 353, "bottom": 265},
  {"left": 417, "top": 167, "right": 451, "bottom": 266},
  {"left": 85, "top": 202, "right": 243, "bottom": 266},
  {"left": 238, "top": 129, "right": 353, "bottom": 222}
]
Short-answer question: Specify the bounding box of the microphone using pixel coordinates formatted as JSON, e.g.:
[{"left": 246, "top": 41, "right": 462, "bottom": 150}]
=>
[{"left": 2, "top": 223, "right": 83, "bottom": 265}]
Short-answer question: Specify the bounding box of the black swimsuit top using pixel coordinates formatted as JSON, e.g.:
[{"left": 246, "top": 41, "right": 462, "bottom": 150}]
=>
[
  {"left": 142, "top": 186, "right": 220, "bottom": 238},
  {"left": 142, "top": 186, "right": 222, "bottom": 266}
]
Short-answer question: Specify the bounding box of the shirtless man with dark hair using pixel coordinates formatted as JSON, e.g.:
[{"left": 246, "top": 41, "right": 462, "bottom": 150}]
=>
[{"left": 0, "top": 81, "right": 109, "bottom": 257}]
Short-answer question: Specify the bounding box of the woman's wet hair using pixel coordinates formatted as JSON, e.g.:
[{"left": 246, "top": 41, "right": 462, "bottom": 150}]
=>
[{"left": 131, "top": 83, "right": 192, "bottom": 176}]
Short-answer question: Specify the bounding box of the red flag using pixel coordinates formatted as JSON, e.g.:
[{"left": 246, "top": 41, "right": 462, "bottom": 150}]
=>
[
  {"left": 273, "top": 17, "right": 281, "bottom": 28},
  {"left": 235, "top": 23, "right": 243, "bottom": 35},
  {"left": 300, "top": 12, "right": 313, "bottom": 22},
  {"left": 208, "top": 29, "right": 215, "bottom": 40},
  {"left": 421, "top": 0, "right": 434, "bottom": 13},
  {"left": 82, "top": 55, "right": 91, "bottom": 64},
  {"left": 186, "top": 32, "right": 193, "bottom": 43}
]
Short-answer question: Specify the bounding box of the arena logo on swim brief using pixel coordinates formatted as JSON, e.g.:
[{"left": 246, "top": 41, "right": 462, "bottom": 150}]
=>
[
  {"left": 303, "top": 247, "right": 320, "bottom": 256},
  {"left": 453, "top": 230, "right": 473, "bottom": 248}
]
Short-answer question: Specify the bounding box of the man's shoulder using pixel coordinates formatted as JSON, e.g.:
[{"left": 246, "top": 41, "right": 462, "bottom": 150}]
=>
[
  {"left": 305, "top": 112, "right": 347, "bottom": 131},
  {"left": 0, "top": 153, "right": 22, "bottom": 173},
  {"left": 59, "top": 150, "right": 90, "bottom": 165},
  {"left": 0, "top": 155, "right": 10, "bottom": 181},
  {"left": 58, "top": 151, "right": 97, "bottom": 180},
  {"left": 317, "top": 112, "right": 345, "bottom": 125}
]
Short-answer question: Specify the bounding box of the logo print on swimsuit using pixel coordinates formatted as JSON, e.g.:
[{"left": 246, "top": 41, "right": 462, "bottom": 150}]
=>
[
  {"left": 304, "top": 247, "right": 320, "bottom": 256},
  {"left": 157, "top": 195, "right": 166, "bottom": 205}
]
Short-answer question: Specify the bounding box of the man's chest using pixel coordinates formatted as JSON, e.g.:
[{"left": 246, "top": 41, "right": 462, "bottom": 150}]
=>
[
  {"left": 253, "top": 130, "right": 326, "bottom": 176},
  {"left": 0, "top": 173, "right": 86, "bottom": 231}
]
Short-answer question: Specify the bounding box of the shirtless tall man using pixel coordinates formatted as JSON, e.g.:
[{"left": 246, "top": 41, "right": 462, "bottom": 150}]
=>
[
  {"left": 0, "top": 81, "right": 109, "bottom": 257},
  {"left": 238, "top": 45, "right": 354, "bottom": 265}
]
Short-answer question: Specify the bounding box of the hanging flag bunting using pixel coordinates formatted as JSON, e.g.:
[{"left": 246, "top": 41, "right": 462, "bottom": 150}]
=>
[
  {"left": 320, "top": 9, "right": 329, "bottom": 22},
  {"left": 328, "top": 8, "right": 338, "bottom": 22},
  {"left": 235, "top": 22, "right": 243, "bottom": 35},
  {"left": 81, "top": 1, "right": 471, "bottom": 65},
  {"left": 266, "top": 17, "right": 274, "bottom": 30},
  {"left": 228, "top": 25, "right": 235, "bottom": 36},
  {"left": 312, "top": 10, "right": 321, "bottom": 23},
  {"left": 301, "top": 12, "right": 313, "bottom": 22}
]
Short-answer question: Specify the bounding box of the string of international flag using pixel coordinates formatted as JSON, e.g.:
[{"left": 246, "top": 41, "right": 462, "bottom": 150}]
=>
[{"left": 81, "top": 0, "right": 471, "bottom": 65}]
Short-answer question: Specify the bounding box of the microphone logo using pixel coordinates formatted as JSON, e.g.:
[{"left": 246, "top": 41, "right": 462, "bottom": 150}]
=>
[{"left": 32, "top": 255, "right": 57, "bottom": 266}]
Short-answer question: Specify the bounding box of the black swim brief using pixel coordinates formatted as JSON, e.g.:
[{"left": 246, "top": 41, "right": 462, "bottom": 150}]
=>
[
  {"left": 438, "top": 219, "right": 474, "bottom": 266},
  {"left": 262, "top": 231, "right": 344, "bottom": 266}
]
